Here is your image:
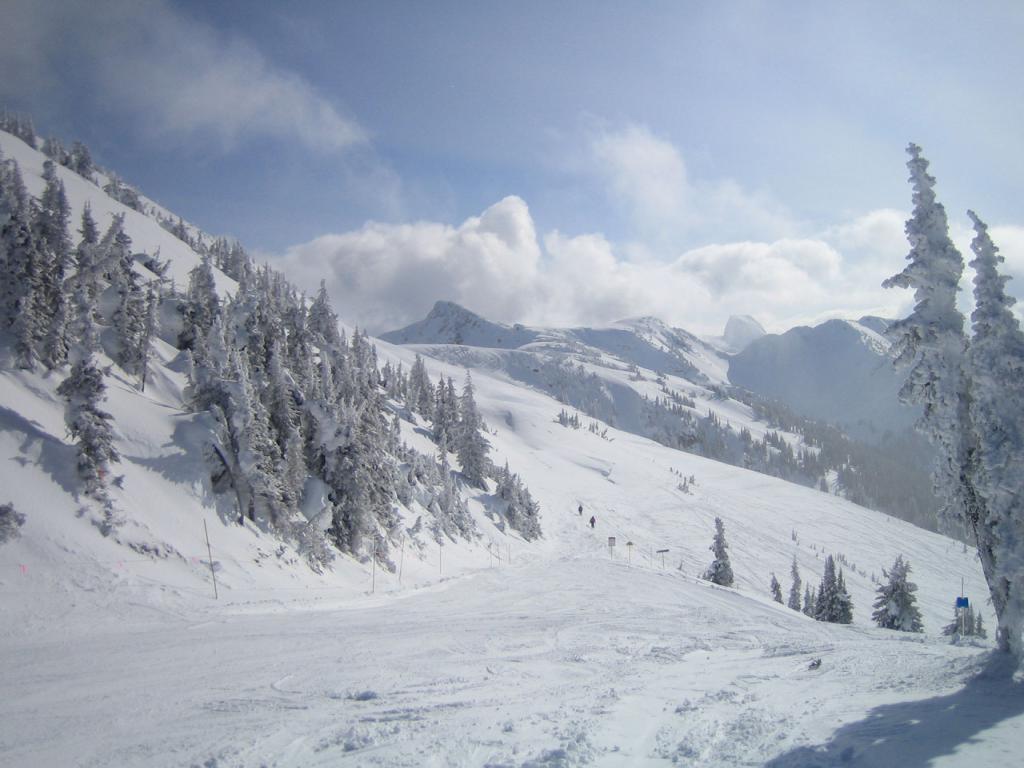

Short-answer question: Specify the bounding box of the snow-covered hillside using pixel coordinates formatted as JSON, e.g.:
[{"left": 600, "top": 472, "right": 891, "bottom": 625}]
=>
[{"left": 1, "top": 126, "right": 1020, "bottom": 767}]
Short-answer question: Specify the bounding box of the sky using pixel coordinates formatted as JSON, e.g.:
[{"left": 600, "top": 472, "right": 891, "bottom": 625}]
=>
[{"left": 2, "top": 0, "right": 1023, "bottom": 336}]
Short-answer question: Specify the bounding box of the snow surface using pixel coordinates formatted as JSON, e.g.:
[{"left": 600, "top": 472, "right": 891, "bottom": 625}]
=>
[{"left": 2, "top": 128, "right": 1022, "bottom": 766}]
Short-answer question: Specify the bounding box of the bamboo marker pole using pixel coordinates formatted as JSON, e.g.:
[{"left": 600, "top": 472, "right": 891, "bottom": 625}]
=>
[{"left": 203, "top": 520, "right": 218, "bottom": 600}]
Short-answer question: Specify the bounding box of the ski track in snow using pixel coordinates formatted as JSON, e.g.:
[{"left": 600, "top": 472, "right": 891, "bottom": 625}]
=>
[{"left": 0, "top": 557, "right": 1013, "bottom": 768}]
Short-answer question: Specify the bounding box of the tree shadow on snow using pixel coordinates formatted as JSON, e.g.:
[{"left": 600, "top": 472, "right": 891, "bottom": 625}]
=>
[
  {"left": 765, "top": 652, "right": 1024, "bottom": 768},
  {"left": 0, "top": 404, "right": 79, "bottom": 496}
]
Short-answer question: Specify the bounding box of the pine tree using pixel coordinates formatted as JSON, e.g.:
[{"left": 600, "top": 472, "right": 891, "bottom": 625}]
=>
[
  {"left": 770, "top": 572, "right": 783, "bottom": 603},
  {"left": 433, "top": 375, "right": 457, "bottom": 445},
  {"left": 308, "top": 279, "right": 342, "bottom": 350},
  {"left": 178, "top": 252, "right": 220, "bottom": 352},
  {"left": 1, "top": 160, "right": 41, "bottom": 369},
  {"left": 57, "top": 353, "right": 120, "bottom": 503},
  {"left": 811, "top": 560, "right": 854, "bottom": 625},
  {"left": 872, "top": 555, "right": 922, "bottom": 632},
  {"left": 803, "top": 585, "right": 816, "bottom": 617},
  {"left": 835, "top": 569, "right": 853, "bottom": 624},
  {"left": 138, "top": 282, "right": 160, "bottom": 391},
  {"left": 703, "top": 517, "right": 734, "bottom": 587},
  {"left": 69, "top": 141, "right": 95, "bottom": 180},
  {"left": 456, "top": 372, "right": 489, "bottom": 488},
  {"left": 34, "top": 161, "right": 72, "bottom": 367},
  {"left": 408, "top": 354, "right": 434, "bottom": 418},
  {"left": 966, "top": 210, "right": 1024, "bottom": 655},
  {"left": 787, "top": 556, "right": 803, "bottom": 611},
  {"left": 882, "top": 143, "right": 975, "bottom": 537}
]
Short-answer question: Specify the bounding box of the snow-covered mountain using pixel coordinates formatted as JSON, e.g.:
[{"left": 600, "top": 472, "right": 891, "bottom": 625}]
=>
[
  {"left": 728, "top": 317, "right": 918, "bottom": 440},
  {"left": 0, "top": 125, "right": 1012, "bottom": 767},
  {"left": 710, "top": 313, "right": 768, "bottom": 353}
]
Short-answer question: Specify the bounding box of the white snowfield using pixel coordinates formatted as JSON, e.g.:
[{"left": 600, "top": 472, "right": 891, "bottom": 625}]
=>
[
  {"left": 1, "top": 128, "right": 1022, "bottom": 766},
  {"left": 1, "top": 340, "right": 1019, "bottom": 767}
]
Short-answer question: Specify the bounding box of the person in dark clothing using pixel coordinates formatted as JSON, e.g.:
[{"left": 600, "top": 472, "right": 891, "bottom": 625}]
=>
[
  {"left": 589, "top": 516, "right": 596, "bottom": 528},
  {"left": 578, "top": 504, "right": 583, "bottom": 516}
]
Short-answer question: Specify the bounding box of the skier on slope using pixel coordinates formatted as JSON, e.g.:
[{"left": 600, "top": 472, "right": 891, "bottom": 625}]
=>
[
  {"left": 589, "top": 515, "right": 596, "bottom": 529},
  {"left": 578, "top": 503, "right": 583, "bottom": 516}
]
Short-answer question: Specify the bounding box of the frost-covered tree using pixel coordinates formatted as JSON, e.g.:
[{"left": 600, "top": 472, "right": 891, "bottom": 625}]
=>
[
  {"left": 456, "top": 372, "right": 489, "bottom": 488},
  {"left": 432, "top": 376, "right": 459, "bottom": 445},
  {"left": 965, "top": 210, "right": 1024, "bottom": 656},
  {"left": 814, "top": 555, "right": 853, "bottom": 624},
  {"left": 803, "top": 585, "right": 816, "bottom": 617},
  {"left": 882, "top": 143, "right": 975, "bottom": 537},
  {"left": 871, "top": 555, "right": 923, "bottom": 632},
  {"left": 494, "top": 461, "right": 541, "bottom": 541},
  {"left": 0, "top": 502, "right": 27, "bottom": 544},
  {"left": 408, "top": 353, "right": 434, "bottom": 418},
  {"left": 943, "top": 601, "right": 980, "bottom": 640},
  {"left": 69, "top": 141, "right": 95, "bottom": 180},
  {"left": 34, "top": 161, "right": 72, "bottom": 367},
  {"left": 703, "top": 517, "right": 734, "bottom": 587},
  {"left": 0, "top": 159, "right": 41, "bottom": 369},
  {"left": 787, "top": 556, "right": 803, "bottom": 611},
  {"left": 57, "top": 353, "right": 119, "bottom": 503},
  {"left": 137, "top": 282, "right": 160, "bottom": 391},
  {"left": 178, "top": 252, "right": 220, "bottom": 352},
  {"left": 770, "top": 572, "right": 783, "bottom": 603}
]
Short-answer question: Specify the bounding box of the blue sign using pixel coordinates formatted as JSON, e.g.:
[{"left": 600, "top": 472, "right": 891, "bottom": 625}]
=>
[{"left": 956, "top": 596, "right": 969, "bottom": 608}]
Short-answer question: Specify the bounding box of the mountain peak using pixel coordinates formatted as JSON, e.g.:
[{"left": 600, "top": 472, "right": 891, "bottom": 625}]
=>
[{"left": 723, "top": 315, "right": 766, "bottom": 352}]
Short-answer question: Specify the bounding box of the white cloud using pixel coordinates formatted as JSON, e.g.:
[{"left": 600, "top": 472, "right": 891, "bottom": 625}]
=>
[
  {"left": 0, "top": 0, "right": 365, "bottom": 153},
  {"left": 276, "top": 196, "right": 924, "bottom": 337},
  {"left": 278, "top": 197, "right": 543, "bottom": 333},
  {"left": 589, "top": 124, "right": 797, "bottom": 245}
]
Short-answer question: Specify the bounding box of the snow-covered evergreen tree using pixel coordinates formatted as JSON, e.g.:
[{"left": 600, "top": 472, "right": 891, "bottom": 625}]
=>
[
  {"left": 178, "top": 252, "right": 220, "bottom": 352},
  {"left": 803, "top": 585, "right": 815, "bottom": 617},
  {"left": 770, "top": 572, "right": 783, "bottom": 603},
  {"left": 408, "top": 354, "right": 435, "bottom": 419},
  {"left": 0, "top": 159, "right": 41, "bottom": 369},
  {"left": 814, "top": 555, "right": 852, "bottom": 624},
  {"left": 34, "top": 160, "right": 72, "bottom": 367},
  {"left": 882, "top": 143, "right": 975, "bottom": 537},
  {"left": 57, "top": 353, "right": 120, "bottom": 504},
  {"left": 871, "top": 554, "right": 923, "bottom": 632},
  {"left": 703, "top": 517, "right": 734, "bottom": 587},
  {"left": 493, "top": 461, "right": 541, "bottom": 541},
  {"left": 787, "top": 556, "right": 803, "bottom": 611},
  {"left": 456, "top": 372, "right": 489, "bottom": 488},
  {"left": 137, "top": 282, "right": 160, "bottom": 391},
  {"left": 966, "top": 210, "right": 1024, "bottom": 656}
]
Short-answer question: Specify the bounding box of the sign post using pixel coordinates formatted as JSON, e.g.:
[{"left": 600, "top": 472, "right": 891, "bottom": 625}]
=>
[
  {"left": 956, "top": 595, "right": 970, "bottom": 636},
  {"left": 626, "top": 541, "right": 634, "bottom": 564},
  {"left": 657, "top": 548, "right": 669, "bottom": 569},
  {"left": 608, "top": 536, "right": 616, "bottom": 559}
]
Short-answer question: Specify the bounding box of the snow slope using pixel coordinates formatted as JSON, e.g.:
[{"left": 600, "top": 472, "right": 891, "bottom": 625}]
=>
[{"left": 1, "top": 127, "right": 1020, "bottom": 766}]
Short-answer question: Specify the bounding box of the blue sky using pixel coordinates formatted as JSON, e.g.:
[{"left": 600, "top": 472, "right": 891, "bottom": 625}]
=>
[{"left": 3, "top": 0, "right": 1023, "bottom": 334}]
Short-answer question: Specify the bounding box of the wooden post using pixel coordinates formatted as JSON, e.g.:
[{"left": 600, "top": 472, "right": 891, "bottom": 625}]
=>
[
  {"left": 203, "top": 520, "right": 218, "bottom": 600},
  {"left": 371, "top": 541, "right": 377, "bottom": 594}
]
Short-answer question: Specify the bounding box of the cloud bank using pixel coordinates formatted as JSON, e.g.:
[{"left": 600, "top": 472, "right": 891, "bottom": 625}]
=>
[{"left": 274, "top": 195, "right": 1011, "bottom": 338}]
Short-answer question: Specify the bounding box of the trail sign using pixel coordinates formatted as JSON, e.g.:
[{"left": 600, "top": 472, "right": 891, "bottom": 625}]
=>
[
  {"left": 608, "top": 537, "right": 616, "bottom": 547},
  {"left": 956, "top": 596, "right": 969, "bottom": 608}
]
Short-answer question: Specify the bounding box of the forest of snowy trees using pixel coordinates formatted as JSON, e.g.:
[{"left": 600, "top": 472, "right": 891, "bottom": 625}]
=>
[{"left": 0, "top": 125, "right": 541, "bottom": 573}]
